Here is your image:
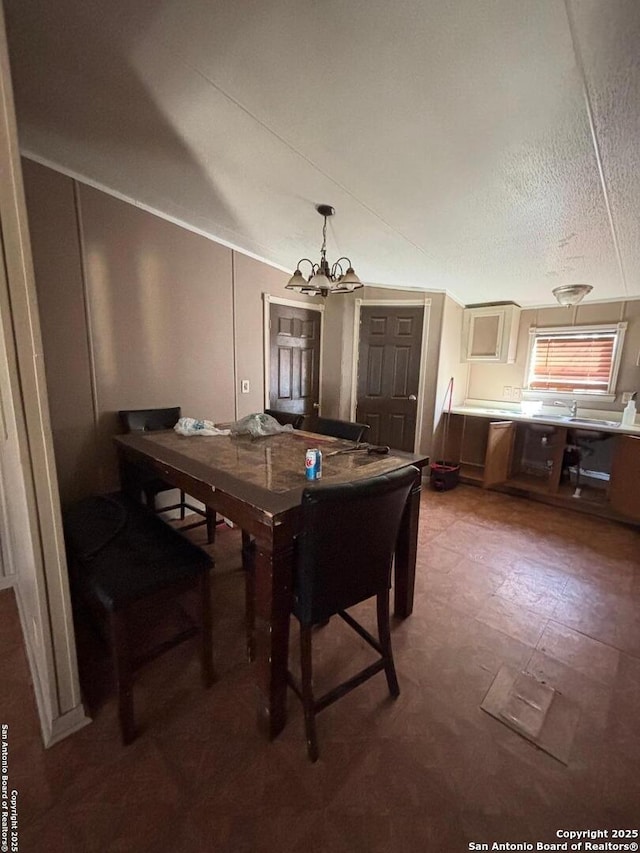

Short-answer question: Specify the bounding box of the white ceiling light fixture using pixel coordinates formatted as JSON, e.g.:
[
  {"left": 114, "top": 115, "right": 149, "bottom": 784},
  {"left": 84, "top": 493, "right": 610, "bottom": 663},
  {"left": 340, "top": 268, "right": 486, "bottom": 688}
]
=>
[
  {"left": 285, "top": 205, "right": 363, "bottom": 298},
  {"left": 552, "top": 284, "right": 593, "bottom": 307}
]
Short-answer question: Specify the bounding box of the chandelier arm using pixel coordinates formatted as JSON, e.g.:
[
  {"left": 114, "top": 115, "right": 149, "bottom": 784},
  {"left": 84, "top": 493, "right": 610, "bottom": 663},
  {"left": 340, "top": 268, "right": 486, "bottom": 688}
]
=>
[
  {"left": 295, "top": 258, "right": 316, "bottom": 278},
  {"left": 330, "top": 257, "right": 353, "bottom": 278}
]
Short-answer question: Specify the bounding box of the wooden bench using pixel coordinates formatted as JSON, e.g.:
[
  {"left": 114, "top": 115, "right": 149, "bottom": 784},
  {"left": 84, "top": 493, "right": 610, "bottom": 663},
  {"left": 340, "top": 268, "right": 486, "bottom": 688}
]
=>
[{"left": 64, "top": 491, "right": 214, "bottom": 744}]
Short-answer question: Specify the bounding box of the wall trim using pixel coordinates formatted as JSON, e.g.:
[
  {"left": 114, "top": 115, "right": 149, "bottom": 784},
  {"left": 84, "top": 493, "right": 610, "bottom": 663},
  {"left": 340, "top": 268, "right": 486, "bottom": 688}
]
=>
[
  {"left": 14, "top": 584, "right": 91, "bottom": 747},
  {"left": 0, "top": 7, "right": 85, "bottom": 747},
  {"left": 45, "top": 704, "right": 92, "bottom": 748},
  {"left": 350, "top": 297, "right": 431, "bottom": 453},
  {"left": 262, "top": 294, "right": 325, "bottom": 411},
  {"left": 0, "top": 457, "right": 15, "bottom": 579}
]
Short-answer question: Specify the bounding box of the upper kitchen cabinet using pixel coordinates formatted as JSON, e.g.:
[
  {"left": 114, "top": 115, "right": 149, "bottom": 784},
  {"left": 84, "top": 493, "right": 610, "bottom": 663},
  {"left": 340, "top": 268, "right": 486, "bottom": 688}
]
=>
[{"left": 461, "top": 303, "right": 520, "bottom": 363}]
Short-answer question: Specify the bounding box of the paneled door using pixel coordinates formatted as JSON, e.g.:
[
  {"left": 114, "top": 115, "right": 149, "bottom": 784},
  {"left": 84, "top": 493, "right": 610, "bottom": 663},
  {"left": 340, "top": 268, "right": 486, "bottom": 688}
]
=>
[
  {"left": 269, "top": 302, "right": 321, "bottom": 418},
  {"left": 356, "top": 305, "right": 424, "bottom": 451}
]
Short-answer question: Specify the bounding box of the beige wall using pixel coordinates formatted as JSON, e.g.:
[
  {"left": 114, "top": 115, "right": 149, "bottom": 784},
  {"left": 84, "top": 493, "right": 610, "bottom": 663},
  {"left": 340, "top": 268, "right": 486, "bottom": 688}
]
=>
[
  {"left": 23, "top": 163, "right": 96, "bottom": 504},
  {"left": 23, "top": 159, "right": 323, "bottom": 504},
  {"left": 467, "top": 300, "right": 640, "bottom": 411},
  {"left": 432, "top": 296, "right": 468, "bottom": 461},
  {"left": 79, "top": 182, "right": 238, "bottom": 491}
]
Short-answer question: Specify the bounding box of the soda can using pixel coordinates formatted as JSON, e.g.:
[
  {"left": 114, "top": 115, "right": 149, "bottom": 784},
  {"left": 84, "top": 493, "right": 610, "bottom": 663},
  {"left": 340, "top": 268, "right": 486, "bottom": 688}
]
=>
[{"left": 305, "top": 448, "right": 323, "bottom": 480}]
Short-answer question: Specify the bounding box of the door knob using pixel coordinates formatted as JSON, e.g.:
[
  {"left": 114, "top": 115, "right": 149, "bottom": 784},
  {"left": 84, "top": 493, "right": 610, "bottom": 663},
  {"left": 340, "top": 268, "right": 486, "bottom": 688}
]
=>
[
  {"left": 313, "top": 402, "right": 320, "bottom": 409},
  {"left": 409, "top": 394, "right": 417, "bottom": 402}
]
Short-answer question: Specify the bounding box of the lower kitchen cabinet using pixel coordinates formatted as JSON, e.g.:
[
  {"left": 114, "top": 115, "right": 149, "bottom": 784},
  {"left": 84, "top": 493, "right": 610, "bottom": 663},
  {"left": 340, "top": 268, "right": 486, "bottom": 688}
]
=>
[
  {"left": 609, "top": 434, "right": 640, "bottom": 521},
  {"left": 443, "top": 413, "right": 638, "bottom": 524}
]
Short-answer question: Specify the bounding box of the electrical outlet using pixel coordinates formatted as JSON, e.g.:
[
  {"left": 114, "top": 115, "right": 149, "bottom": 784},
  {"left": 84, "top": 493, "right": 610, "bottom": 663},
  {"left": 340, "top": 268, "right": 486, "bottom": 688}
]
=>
[
  {"left": 503, "top": 386, "right": 512, "bottom": 399},
  {"left": 512, "top": 387, "right": 522, "bottom": 401},
  {"left": 240, "top": 379, "right": 250, "bottom": 394},
  {"left": 622, "top": 391, "right": 634, "bottom": 404}
]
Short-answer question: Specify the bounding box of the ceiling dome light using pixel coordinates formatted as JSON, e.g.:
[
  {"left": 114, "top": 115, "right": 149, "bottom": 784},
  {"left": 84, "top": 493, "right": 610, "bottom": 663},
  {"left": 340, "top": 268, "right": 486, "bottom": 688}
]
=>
[{"left": 552, "top": 284, "right": 593, "bottom": 307}]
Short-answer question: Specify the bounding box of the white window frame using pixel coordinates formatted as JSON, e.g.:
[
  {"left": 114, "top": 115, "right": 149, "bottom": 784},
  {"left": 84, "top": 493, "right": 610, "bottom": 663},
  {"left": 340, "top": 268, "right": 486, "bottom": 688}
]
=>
[{"left": 522, "top": 322, "right": 627, "bottom": 404}]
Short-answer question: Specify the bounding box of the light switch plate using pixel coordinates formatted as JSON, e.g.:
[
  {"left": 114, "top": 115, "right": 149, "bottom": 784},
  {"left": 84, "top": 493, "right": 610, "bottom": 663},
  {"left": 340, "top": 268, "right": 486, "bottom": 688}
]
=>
[{"left": 240, "top": 379, "right": 250, "bottom": 394}]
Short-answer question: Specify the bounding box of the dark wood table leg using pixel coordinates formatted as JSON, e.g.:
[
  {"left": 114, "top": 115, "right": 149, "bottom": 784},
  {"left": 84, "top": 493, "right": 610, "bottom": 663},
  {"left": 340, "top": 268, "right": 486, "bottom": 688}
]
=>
[
  {"left": 393, "top": 473, "right": 422, "bottom": 619},
  {"left": 242, "top": 531, "right": 256, "bottom": 662},
  {"left": 253, "top": 528, "right": 294, "bottom": 739}
]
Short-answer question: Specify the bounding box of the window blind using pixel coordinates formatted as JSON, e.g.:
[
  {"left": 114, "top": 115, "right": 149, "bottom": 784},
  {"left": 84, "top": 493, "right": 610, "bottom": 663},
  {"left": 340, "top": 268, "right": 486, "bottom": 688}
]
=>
[{"left": 529, "top": 332, "right": 616, "bottom": 392}]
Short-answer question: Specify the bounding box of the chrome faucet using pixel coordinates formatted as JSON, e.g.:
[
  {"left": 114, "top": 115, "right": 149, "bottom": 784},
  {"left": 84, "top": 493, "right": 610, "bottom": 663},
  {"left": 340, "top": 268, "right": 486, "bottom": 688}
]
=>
[{"left": 554, "top": 400, "right": 578, "bottom": 418}]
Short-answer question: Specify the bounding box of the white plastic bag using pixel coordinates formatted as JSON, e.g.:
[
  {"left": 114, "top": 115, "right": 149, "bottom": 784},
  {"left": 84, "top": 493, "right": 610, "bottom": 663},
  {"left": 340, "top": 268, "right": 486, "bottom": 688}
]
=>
[
  {"left": 174, "top": 417, "right": 230, "bottom": 436},
  {"left": 229, "top": 413, "right": 293, "bottom": 438}
]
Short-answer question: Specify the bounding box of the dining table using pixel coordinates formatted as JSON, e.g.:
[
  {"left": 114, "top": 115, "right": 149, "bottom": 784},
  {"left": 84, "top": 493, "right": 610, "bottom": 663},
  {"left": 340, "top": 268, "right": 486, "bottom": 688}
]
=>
[{"left": 114, "top": 427, "right": 428, "bottom": 740}]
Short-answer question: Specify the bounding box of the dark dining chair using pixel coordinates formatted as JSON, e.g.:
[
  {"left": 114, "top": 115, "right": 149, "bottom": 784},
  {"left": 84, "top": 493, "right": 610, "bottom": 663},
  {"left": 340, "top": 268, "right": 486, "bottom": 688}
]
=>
[
  {"left": 118, "top": 407, "right": 218, "bottom": 544},
  {"left": 64, "top": 491, "right": 214, "bottom": 744},
  {"left": 312, "top": 416, "right": 370, "bottom": 443},
  {"left": 264, "top": 409, "right": 306, "bottom": 430},
  {"left": 246, "top": 465, "right": 417, "bottom": 761}
]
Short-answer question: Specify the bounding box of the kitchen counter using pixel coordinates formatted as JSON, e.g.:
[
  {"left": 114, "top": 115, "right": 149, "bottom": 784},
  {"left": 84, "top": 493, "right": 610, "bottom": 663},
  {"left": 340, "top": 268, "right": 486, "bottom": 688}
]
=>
[
  {"left": 450, "top": 405, "right": 640, "bottom": 437},
  {"left": 442, "top": 404, "right": 640, "bottom": 524}
]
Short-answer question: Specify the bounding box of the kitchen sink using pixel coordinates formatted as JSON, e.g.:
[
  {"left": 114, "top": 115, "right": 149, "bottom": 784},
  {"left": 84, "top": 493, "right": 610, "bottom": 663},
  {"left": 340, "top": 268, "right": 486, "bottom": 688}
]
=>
[
  {"left": 531, "top": 414, "right": 569, "bottom": 421},
  {"left": 566, "top": 418, "right": 619, "bottom": 428},
  {"left": 531, "top": 414, "right": 619, "bottom": 428}
]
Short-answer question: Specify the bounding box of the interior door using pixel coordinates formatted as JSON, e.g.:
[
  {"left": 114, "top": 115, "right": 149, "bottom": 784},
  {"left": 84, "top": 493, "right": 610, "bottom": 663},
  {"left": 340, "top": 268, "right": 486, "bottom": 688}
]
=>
[
  {"left": 609, "top": 434, "right": 640, "bottom": 520},
  {"left": 269, "top": 303, "right": 320, "bottom": 418},
  {"left": 356, "top": 305, "right": 423, "bottom": 451}
]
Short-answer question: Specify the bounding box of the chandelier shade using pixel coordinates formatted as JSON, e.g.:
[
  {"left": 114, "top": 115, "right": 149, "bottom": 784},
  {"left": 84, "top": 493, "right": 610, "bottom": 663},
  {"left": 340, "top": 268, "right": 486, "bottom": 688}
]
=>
[{"left": 285, "top": 205, "right": 363, "bottom": 298}]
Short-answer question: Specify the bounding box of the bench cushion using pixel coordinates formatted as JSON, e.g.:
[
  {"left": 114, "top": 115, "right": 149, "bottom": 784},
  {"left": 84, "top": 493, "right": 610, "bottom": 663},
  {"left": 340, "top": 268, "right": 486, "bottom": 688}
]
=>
[{"left": 64, "top": 492, "right": 213, "bottom": 612}]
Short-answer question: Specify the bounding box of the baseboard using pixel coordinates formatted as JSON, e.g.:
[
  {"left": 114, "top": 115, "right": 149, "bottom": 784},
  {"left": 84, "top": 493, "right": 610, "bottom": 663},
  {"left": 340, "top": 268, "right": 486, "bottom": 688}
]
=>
[{"left": 13, "top": 584, "right": 91, "bottom": 748}]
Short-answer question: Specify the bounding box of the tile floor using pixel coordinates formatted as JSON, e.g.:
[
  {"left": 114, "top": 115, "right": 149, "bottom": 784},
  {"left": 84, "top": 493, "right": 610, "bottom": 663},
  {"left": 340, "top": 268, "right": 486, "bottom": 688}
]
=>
[{"left": 2, "top": 484, "right": 639, "bottom": 852}]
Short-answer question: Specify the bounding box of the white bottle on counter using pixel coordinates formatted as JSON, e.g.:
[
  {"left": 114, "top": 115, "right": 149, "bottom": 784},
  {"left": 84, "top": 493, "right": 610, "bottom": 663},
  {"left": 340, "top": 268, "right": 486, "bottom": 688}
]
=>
[{"left": 622, "top": 399, "right": 637, "bottom": 426}]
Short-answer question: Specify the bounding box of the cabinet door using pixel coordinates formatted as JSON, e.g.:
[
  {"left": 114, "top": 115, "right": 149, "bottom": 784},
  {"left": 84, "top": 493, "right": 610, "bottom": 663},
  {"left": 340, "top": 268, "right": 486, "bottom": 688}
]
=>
[
  {"left": 609, "top": 435, "right": 640, "bottom": 520},
  {"left": 461, "top": 304, "right": 520, "bottom": 363},
  {"left": 483, "top": 421, "right": 515, "bottom": 487}
]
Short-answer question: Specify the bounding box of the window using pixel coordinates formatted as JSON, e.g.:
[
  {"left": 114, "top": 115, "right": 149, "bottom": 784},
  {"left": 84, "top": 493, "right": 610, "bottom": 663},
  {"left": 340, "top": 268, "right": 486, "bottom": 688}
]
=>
[{"left": 525, "top": 323, "right": 626, "bottom": 398}]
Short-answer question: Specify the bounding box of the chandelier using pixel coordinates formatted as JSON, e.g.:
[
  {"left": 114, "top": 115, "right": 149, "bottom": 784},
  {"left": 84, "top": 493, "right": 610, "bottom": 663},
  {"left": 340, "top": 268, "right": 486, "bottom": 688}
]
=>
[
  {"left": 285, "top": 205, "right": 363, "bottom": 297},
  {"left": 552, "top": 284, "right": 593, "bottom": 307}
]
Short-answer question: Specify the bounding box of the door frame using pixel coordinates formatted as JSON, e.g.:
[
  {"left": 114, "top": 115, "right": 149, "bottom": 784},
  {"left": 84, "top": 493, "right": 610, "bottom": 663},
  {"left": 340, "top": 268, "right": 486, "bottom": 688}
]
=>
[
  {"left": 262, "top": 293, "right": 325, "bottom": 411},
  {"left": 0, "top": 3, "right": 89, "bottom": 746},
  {"left": 350, "top": 298, "right": 431, "bottom": 454}
]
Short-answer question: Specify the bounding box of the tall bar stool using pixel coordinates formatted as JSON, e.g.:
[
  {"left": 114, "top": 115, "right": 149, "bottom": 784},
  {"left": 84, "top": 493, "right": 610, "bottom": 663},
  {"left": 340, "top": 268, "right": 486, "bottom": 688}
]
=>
[
  {"left": 64, "top": 492, "right": 214, "bottom": 744},
  {"left": 119, "top": 407, "right": 218, "bottom": 544},
  {"left": 311, "top": 416, "right": 370, "bottom": 443},
  {"left": 264, "top": 409, "right": 306, "bottom": 429},
  {"left": 246, "top": 466, "right": 418, "bottom": 761}
]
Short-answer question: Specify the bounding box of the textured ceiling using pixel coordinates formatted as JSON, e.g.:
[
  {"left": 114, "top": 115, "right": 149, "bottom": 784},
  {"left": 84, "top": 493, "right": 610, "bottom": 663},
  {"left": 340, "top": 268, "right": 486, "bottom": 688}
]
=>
[{"left": 5, "top": 0, "right": 640, "bottom": 307}]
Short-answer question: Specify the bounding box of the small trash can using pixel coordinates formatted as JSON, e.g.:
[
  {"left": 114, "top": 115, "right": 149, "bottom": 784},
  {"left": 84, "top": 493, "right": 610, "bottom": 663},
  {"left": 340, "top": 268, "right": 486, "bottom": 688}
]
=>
[{"left": 429, "top": 461, "right": 460, "bottom": 492}]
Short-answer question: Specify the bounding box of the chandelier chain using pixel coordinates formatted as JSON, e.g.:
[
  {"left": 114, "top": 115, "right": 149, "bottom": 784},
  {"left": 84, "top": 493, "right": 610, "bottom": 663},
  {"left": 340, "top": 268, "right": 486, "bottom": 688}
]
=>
[{"left": 321, "top": 215, "right": 327, "bottom": 263}]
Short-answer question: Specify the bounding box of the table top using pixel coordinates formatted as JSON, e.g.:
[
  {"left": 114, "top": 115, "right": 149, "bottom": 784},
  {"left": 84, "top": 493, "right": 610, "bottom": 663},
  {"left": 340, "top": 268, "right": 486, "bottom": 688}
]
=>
[{"left": 115, "top": 429, "right": 428, "bottom": 517}]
